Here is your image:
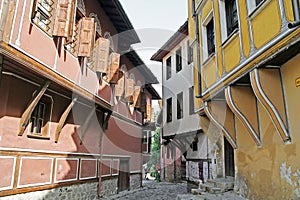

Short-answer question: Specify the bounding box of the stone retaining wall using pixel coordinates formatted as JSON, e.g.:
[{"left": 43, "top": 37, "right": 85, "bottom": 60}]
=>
[
  {"left": 0, "top": 182, "right": 98, "bottom": 200},
  {"left": 130, "top": 174, "right": 141, "bottom": 190}
]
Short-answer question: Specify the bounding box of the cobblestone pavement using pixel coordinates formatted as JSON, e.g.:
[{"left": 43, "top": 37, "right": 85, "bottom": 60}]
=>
[{"left": 101, "top": 180, "right": 188, "bottom": 200}]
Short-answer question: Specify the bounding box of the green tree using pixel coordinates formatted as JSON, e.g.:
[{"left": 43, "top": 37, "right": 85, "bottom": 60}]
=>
[{"left": 146, "top": 128, "right": 160, "bottom": 181}]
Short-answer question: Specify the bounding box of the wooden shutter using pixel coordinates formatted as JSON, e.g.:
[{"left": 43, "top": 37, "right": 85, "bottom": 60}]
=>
[
  {"left": 31, "top": 0, "right": 42, "bottom": 19},
  {"left": 106, "top": 53, "right": 120, "bottom": 83},
  {"left": 133, "top": 86, "right": 141, "bottom": 108},
  {"left": 93, "top": 37, "right": 110, "bottom": 73},
  {"left": 115, "top": 75, "right": 125, "bottom": 97},
  {"left": 77, "top": 17, "right": 96, "bottom": 57},
  {"left": 125, "top": 78, "right": 134, "bottom": 103},
  {"left": 146, "top": 104, "right": 152, "bottom": 121},
  {"left": 53, "top": 0, "right": 76, "bottom": 38},
  {"left": 140, "top": 91, "right": 146, "bottom": 112}
]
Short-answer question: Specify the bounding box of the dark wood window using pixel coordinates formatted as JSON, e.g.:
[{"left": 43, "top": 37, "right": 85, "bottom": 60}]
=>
[
  {"left": 188, "top": 42, "right": 193, "bottom": 65},
  {"left": 255, "top": 0, "right": 264, "bottom": 6},
  {"left": 177, "top": 92, "right": 183, "bottom": 119},
  {"left": 225, "top": 0, "right": 238, "bottom": 36},
  {"left": 190, "top": 137, "right": 198, "bottom": 151},
  {"left": 206, "top": 19, "right": 215, "bottom": 56},
  {"left": 166, "top": 97, "right": 172, "bottom": 122},
  {"left": 189, "top": 86, "right": 195, "bottom": 115},
  {"left": 166, "top": 57, "right": 172, "bottom": 80},
  {"left": 28, "top": 96, "right": 52, "bottom": 138},
  {"left": 176, "top": 48, "right": 182, "bottom": 72}
]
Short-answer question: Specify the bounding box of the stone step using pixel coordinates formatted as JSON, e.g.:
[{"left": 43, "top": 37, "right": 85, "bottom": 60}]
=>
[
  {"left": 191, "top": 188, "right": 205, "bottom": 195},
  {"left": 206, "top": 177, "right": 234, "bottom": 191},
  {"left": 199, "top": 184, "right": 223, "bottom": 194}
]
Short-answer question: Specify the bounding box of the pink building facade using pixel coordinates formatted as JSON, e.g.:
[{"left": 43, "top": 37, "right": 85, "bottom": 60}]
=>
[{"left": 0, "top": 0, "right": 159, "bottom": 198}]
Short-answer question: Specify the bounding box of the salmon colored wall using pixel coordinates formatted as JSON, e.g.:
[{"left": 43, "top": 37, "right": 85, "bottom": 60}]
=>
[{"left": 103, "top": 116, "right": 142, "bottom": 172}]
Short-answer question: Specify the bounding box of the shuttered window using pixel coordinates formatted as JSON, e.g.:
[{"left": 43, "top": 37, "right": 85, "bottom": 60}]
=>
[
  {"left": 31, "top": 0, "right": 54, "bottom": 34},
  {"left": 77, "top": 17, "right": 96, "bottom": 57},
  {"left": 176, "top": 48, "right": 182, "bottom": 73},
  {"left": 125, "top": 78, "right": 134, "bottom": 103},
  {"left": 90, "top": 37, "right": 110, "bottom": 73},
  {"left": 140, "top": 91, "right": 146, "bottom": 113},
  {"left": 146, "top": 104, "right": 152, "bottom": 121},
  {"left": 177, "top": 92, "right": 183, "bottom": 119},
  {"left": 133, "top": 86, "right": 141, "bottom": 108},
  {"left": 106, "top": 53, "right": 120, "bottom": 83},
  {"left": 115, "top": 75, "right": 125, "bottom": 97},
  {"left": 52, "top": 0, "right": 76, "bottom": 40}
]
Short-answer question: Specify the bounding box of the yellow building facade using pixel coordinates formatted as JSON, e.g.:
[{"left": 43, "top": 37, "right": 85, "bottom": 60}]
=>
[{"left": 188, "top": 0, "right": 300, "bottom": 199}]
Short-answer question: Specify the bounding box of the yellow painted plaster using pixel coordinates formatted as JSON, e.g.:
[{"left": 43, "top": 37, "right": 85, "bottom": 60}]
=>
[
  {"left": 203, "top": 57, "right": 217, "bottom": 88},
  {"left": 238, "top": 0, "right": 251, "bottom": 58},
  {"left": 251, "top": 0, "right": 282, "bottom": 49},
  {"left": 284, "top": 0, "right": 300, "bottom": 22},
  {"left": 223, "top": 34, "right": 241, "bottom": 72},
  {"left": 213, "top": 0, "right": 222, "bottom": 78},
  {"left": 201, "top": 0, "right": 212, "bottom": 22},
  {"left": 188, "top": 0, "right": 195, "bottom": 40},
  {"left": 235, "top": 103, "right": 300, "bottom": 199}
]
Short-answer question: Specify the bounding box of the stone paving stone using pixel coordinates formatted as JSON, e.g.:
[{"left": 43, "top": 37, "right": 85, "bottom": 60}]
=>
[{"left": 101, "top": 180, "right": 188, "bottom": 200}]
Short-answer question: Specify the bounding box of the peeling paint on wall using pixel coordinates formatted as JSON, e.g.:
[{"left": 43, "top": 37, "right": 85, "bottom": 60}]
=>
[{"left": 280, "top": 162, "right": 300, "bottom": 197}]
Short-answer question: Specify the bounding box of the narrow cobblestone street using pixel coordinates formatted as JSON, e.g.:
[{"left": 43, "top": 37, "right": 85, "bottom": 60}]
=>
[{"left": 101, "top": 180, "right": 188, "bottom": 200}]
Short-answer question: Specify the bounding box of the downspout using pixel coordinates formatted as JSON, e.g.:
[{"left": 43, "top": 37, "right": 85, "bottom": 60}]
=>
[{"left": 288, "top": 0, "right": 300, "bottom": 28}]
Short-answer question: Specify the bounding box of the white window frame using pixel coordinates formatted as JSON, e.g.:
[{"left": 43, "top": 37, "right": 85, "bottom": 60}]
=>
[{"left": 201, "top": 11, "right": 214, "bottom": 62}]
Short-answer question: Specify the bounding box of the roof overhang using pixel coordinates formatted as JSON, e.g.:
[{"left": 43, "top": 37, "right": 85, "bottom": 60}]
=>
[
  {"left": 98, "top": 0, "right": 140, "bottom": 47},
  {"left": 151, "top": 20, "right": 188, "bottom": 62}
]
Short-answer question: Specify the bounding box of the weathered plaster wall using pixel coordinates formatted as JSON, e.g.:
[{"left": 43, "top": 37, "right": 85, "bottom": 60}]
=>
[{"left": 234, "top": 54, "right": 300, "bottom": 199}]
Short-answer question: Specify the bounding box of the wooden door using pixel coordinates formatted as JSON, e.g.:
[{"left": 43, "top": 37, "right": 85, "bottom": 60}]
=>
[
  {"left": 118, "top": 159, "right": 130, "bottom": 192},
  {"left": 224, "top": 137, "right": 235, "bottom": 177}
]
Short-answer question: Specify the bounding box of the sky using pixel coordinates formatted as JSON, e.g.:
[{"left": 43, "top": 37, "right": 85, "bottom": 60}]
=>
[{"left": 119, "top": 0, "right": 188, "bottom": 96}]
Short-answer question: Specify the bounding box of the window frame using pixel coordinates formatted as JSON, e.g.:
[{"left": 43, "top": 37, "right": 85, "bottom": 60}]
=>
[
  {"left": 189, "top": 86, "right": 195, "bottom": 115},
  {"left": 206, "top": 18, "right": 215, "bottom": 56},
  {"left": 166, "top": 97, "right": 172, "bottom": 123},
  {"left": 225, "top": 0, "right": 238, "bottom": 37},
  {"left": 27, "top": 95, "right": 53, "bottom": 139},
  {"left": 177, "top": 92, "right": 183, "bottom": 120},
  {"left": 176, "top": 48, "right": 182, "bottom": 73},
  {"left": 187, "top": 41, "right": 193, "bottom": 65},
  {"left": 166, "top": 56, "right": 172, "bottom": 80}
]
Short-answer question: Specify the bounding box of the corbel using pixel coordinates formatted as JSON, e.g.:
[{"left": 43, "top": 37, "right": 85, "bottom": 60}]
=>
[
  {"left": 55, "top": 97, "right": 78, "bottom": 143},
  {"left": 18, "top": 80, "right": 51, "bottom": 136}
]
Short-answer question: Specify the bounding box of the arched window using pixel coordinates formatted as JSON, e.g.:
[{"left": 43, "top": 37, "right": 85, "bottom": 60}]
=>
[
  {"left": 77, "top": 0, "right": 86, "bottom": 16},
  {"left": 104, "top": 32, "right": 114, "bottom": 51},
  {"left": 89, "top": 13, "right": 102, "bottom": 36}
]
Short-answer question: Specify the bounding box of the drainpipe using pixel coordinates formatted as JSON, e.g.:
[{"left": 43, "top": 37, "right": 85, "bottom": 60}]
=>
[{"left": 288, "top": 0, "right": 300, "bottom": 28}]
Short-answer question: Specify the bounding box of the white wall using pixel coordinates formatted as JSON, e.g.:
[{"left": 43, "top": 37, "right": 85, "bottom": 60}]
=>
[{"left": 161, "top": 37, "right": 200, "bottom": 137}]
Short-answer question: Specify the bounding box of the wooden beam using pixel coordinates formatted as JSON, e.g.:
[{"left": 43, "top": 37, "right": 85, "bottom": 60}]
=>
[
  {"left": 55, "top": 97, "right": 78, "bottom": 143},
  {"left": 204, "top": 100, "right": 237, "bottom": 149},
  {"left": 18, "top": 80, "right": 51, "bottom": 136},
  {"left": 79, "top": 106, "right": 97, "bottom": 144},
  {"left": 225, "top": 86, "right": 261, "bottom": 147},
  {"left": 250, "top": 68, "right": 290, "bottom": 143}
]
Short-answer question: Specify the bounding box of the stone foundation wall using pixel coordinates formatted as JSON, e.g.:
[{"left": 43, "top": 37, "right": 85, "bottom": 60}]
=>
[
  {"left": 130, "top": 174, "right": 141, "bottom": 190},
  {"left": 0, "top": 182, "right": 98, "bottom": 200},
  {"left": 101, "top": 176, "right": 118, "bottom": 197}
]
